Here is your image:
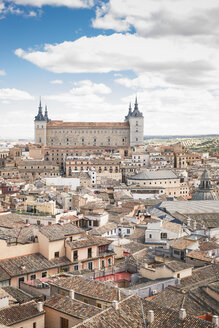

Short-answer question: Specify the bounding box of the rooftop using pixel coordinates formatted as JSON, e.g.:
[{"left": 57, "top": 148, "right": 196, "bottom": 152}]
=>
[
  {"left": 73, "top": 294, "right": 214, "bottom": 328},
  {"left": 50, "top": 276, "right": 126, "bottom": 302},
  {"left": 67, "top": 235, "right": 112, "bottom": 250},
  {"left": 0, "top": 253, "right": 71, "bottom": 277},
  {"left": 0, "top": 301, "right": 44, "bottom": 326},
  {"left": 129, "top": 170, "right": 178, "bottom": 181},
  {"left": 45, "top": 294, "right": 101, "bottom": 322},
  {"left": 39, "top": 223, "right": 84, "bottom": 241}
]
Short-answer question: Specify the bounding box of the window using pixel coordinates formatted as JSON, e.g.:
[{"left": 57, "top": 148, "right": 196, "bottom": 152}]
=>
[
  {"left": 127, "top": 229, "right": 130, "bottom": 234},
  {"left": 60, "top": 317, "right": 69, "bottom": 328},
  {"left": 97, "top": 303, "right": 102, "bottom": 308},
  {"left": 149, "top": 234, "right": 152, "bottom": 239},
  {"left": 88, "top": 262, "right": 93, "bottom": 271},
  {"left": 74, "top": 265, "right": 79, "bottom": 271},
  {"left": 61, "top": 266, "right": 69, "bottom": 272},
  {"left": 73, "top": 250, "right": 78, "bottom": 261},
  {"left": 33, "top": 323, "right": 36, "bottom": 328},
  {"left": 108, "top": 258, "right": 112, "bottom": 267},
  {"left": 30, "top": 274, "right": 36, "bottom": 280},
  {"left": 161, "top": 232, "right": 167, "bottom": 239},
  {"left": 88, "top": 248, "right": 92, "bottom": 258},
  {"left": 41, "top": 272, "right": 47, "bottom": 278},
  {"left": 101, "top": 260, "right": 105, "bottom": 269},
  {"left": 174, "top": 250, "right": 180, "bottom": 255},
  {"left": 54, "top": 251, "right": 59, "bottom": 258}
]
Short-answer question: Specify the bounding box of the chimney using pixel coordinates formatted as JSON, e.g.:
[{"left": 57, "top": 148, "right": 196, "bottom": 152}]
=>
[
  {"left": 187, "top": 218, "right": 191, "bottom": 227},
  {"left": 212, "top": 316, "right": 219, "bottom": 327},
  {"left": 37, "top": 302, "right": 43, "bottom": 312},
  {"left": 193, "top": 220, "right": 197, "bottom": 230},
  {"left": 112, "top": 300, "right": 119, "bottom": 310},
  {"left": 179, "top": 308, "right": 186, "bottom": 320},
  {"left": 69, "top": 290, "right": 75, "bottom": 299},
  {"left": 148, "top": 310, "right": 154, "bottom": 323}
]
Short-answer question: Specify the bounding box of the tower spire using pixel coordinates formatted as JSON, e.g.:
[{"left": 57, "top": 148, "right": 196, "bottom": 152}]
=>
[
  {"left": 44, "top": 105, "right": 50, "bottom": 122},
  {"left": 134, "top": 96, "right": 138, "bottom": 110},
  {"left": 129, "top": 102, "right": 132, "bottom": 114},
  {"left": 35, "top": 98, "right": 45, "bottom": 121}
]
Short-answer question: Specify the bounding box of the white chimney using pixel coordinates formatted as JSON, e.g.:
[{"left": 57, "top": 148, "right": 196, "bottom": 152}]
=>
[
  {"left": 112, "top": 300, "right": 119, "bottom": 310},
  {"left": 179, "top": 308, "right": 186, "bottom": 320},
  {"left": 69, "top": 290, "right": 75, "bottom": 299},
  {"left": 212, "top": 315, "right": 219, "bottom": 327},
  {"left": 193, "top": 220, "right": 197, "bottom": 230},
  {"left": 37, "top": 302, "right": 43, "bottom": 312},
  {"left": 148, "top": 310, "right": 154, "bottom": 323}
]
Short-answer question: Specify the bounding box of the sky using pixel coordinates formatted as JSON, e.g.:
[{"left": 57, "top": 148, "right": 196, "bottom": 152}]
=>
[{"left": 1, "top": 0, "right": 219, "bottom": 138}]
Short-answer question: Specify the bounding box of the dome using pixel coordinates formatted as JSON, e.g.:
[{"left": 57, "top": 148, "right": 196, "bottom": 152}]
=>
[{"left": 192, "top": 169, "right": 218, "bottom": 200}]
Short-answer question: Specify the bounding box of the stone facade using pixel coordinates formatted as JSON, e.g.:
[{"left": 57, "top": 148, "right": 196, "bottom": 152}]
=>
[{"left": 34, "top": 98, "right": 144, "bottom": 150}]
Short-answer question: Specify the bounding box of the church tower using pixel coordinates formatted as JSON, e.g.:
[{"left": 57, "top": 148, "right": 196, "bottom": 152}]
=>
[
  {"left": 125, "top": 97, "right": 144, "bottom": 147},
  {"left": 34, "top": 99, "right": 48, "bottom": 145}
]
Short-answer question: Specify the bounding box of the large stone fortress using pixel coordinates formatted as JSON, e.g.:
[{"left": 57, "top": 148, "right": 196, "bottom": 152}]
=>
[{"left": 34, "top": 98, "right": 144, "bottom": 149}]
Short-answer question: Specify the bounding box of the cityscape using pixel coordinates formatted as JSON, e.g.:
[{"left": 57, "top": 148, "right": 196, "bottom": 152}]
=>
[{"left": 0, "top": 0, "right": 219, "bottom": 328}]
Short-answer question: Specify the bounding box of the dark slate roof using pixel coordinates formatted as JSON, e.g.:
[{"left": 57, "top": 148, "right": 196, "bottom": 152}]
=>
[
  {"left": 0, "top": 253, "right": 71, "bottom": 277},
  {"left": 2, "top": 286, "right": 33, "bottom": 303},
  {"left": 45, "top": 294, "right": 101, "bottom": 320},
  {"left": 0, "top": 301, "right": 44, "bottom": 326},
  {"left": 129, "top": 169, "right": 178, "bottom": 181},
  {"left": 39, "top": 223, "right": 84, "bottom": 241},
  {"left": 73, "top": 294, "right": 214, "bottom": 328},
  {"left": 50, "top": 276, "right": 126, "bottom": 302}
]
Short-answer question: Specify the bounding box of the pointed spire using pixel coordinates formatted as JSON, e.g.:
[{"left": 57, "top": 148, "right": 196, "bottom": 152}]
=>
[
  {"left": 39, "top": 97, "right": 42, "bottom": 110},
  {"left": 35, "top": 98, "right": 45, "bottom": 121},
  {"left": 134, "top": 96, "right": 138, "bottom": 110},
  {"left": 44, "top": 105, "right": 50, "bottom": 122},
  {"left": 129, "top": 102, "right": 132, "bottom": 114}
]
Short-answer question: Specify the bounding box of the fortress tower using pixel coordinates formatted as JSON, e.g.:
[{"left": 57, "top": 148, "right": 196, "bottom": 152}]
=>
[
  {"left": 34, "top": 100, "right": 50, "bottom": 145},
  {"left": 125, "top": 97, "right": 144, "bottom": 147}
]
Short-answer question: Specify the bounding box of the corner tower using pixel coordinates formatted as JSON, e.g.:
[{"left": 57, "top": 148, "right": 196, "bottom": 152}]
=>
[
  {"left": 125, "top": 97, "right": 144, "bottom": 147},
  {"left": 34, "top": 99, "right": 47, "bottom": 145}
]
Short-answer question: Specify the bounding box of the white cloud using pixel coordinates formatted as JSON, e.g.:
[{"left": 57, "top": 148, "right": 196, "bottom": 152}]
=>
[
  {"left": 0, "top": 69, "right": 6, "bottom": 76},
  {"left": 0, "top": 88, "right": 34, "bottom": 101},
  {"left": 15, "top": 33, "right": 219, "bottom": 88},
  {"left": 50, "top": 79, "right": 63, "bottom": 84},
  {"left": 92, "top": 0, "right": 219, "bottom": 38},
  {"left": 46, "top": 80, "right": 111, "bottom": 104},
  {"left": 12, "top": 0, "right": 94, "bottom": 8}
]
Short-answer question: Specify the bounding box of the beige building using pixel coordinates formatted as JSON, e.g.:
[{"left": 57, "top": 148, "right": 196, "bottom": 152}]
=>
[
  {"left": 18, "top": 160, "right": 60, "bottom": 181},
  {"left": 34, "top": 99, "right": 144, "bottom": 169},
  {"left": 127, "top": 169, "right": 189, "bottom": 198}
]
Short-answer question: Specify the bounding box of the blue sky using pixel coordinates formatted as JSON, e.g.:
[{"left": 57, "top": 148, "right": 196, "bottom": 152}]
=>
[{"left": 1, "top": 0, "right": 219, "bottom": 138}]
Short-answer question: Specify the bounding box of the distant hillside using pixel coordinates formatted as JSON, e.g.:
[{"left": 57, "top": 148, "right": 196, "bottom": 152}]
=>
[{"left": 144, "top": 135, "right": 219, "bottom": 140}]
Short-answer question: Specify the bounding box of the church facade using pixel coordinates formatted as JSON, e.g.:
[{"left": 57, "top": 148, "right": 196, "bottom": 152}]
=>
[{"left": 34, "top": 98, "right": 144, "bottom": 149}]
